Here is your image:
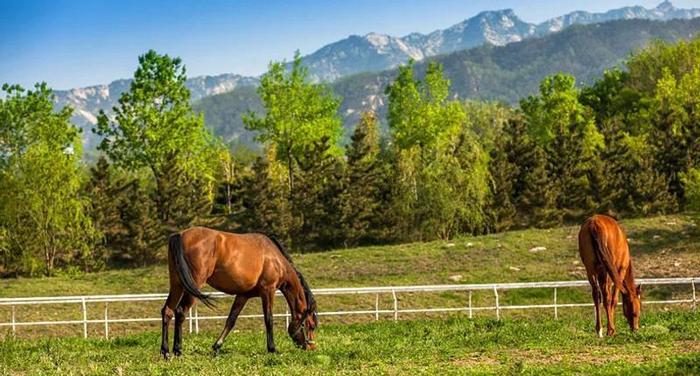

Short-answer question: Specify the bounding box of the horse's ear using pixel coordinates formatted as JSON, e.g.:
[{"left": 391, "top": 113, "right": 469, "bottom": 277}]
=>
[{"left": 636, "top": 284, "right": 642, "bottom": 297}]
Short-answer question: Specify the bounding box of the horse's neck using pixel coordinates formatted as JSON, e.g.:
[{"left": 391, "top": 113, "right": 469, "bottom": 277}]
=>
[
  {"left": 281, "top": 269, "right": 306, "bottom": 316},
  {"left": 623, "top": 262, "right": 636, "bottom": 293}
]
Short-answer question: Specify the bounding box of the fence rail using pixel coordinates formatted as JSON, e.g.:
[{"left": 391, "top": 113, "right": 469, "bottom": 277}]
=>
[{"left": 0, "top": 277, "right": 696, "bottom": 339}]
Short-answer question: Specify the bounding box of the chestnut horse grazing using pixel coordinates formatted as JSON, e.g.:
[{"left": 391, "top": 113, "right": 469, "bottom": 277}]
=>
[
  {"left": 160, "top": 227, "right": 318, "bottom": 359},
  {"left": 578, "top": 215, "right": 641, "bottom": 337}
]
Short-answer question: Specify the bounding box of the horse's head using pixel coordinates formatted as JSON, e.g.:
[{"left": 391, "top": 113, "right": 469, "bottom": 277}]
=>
[
  {"left": 622, "top": 284, "right": 642, "bottom": 332},
  {"left": 288, "top": 302, "right": 318, "bottom": 350}
]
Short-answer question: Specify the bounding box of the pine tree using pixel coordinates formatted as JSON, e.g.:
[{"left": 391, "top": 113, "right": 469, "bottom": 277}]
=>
[
  {"left": 292, "top": 137, "right": 346, "bottom": 249},
  {"left": 114, "top": 179, "right": 161, "bottom": 266},
  {"left": 156, "top": 157, "right": 216, "bottom": 233},
  {"left": 83, "top": 156, "right": 127, "bottom": 270},
  {"left": 340, "top": 112, "right": 388, "bottom": 246},
  {"left": 487, "top": 128, "right": 517, "bottom": 232},
  {"left": 234, "top": 150, "right": 297, "bottom": 246},
  {"left": 505, "top": 117, "right": 558, "bottom": 228}
]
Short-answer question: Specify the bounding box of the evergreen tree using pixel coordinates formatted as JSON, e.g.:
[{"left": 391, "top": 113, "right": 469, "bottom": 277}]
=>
[
  {"left": 503, "top": 116, "right": 557, "bottom": 228},
  {"left": 234, "top": 148, "right": 297, "bottom": 246},
  {"left": 340, "top": 112, "right": 388, "bottom": 246},
  {"left": 487, "top": 127, "right": 517, "bottom": 232},
  {"left": 293, "top": 137, "right": 346, "bottom": 249},
  {"left": 115, "top": 179, "right": 161, "bottom": 266},
  {"left": 84, "top": 156, "right": 127, "bottom": 270}
]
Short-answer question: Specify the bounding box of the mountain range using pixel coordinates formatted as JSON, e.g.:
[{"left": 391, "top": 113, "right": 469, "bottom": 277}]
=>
[
  {"left": 297, "top": 1, "right": 700, "bottom": 82},
  {"left": 195, "top": 17, "right": 700, "bottom": 147},
  {"left": 50, "top": 1, "right": 700, "bottom": 150}
]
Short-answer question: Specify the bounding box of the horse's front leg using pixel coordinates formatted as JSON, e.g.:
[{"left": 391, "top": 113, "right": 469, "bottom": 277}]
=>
[
  {"left": 212, "top": 294, "right": 249, "bottom": 354},
  {"left": 261, "top": 289, "right": 276, "bottom": 353}
]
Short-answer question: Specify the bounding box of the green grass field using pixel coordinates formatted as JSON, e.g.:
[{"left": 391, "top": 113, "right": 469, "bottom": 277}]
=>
[
  {"left": 0, "top": 214, "right": 699, "bottom": 374},
  {"left": 0, "top": 311, "right": 698, "bottom": 375}
]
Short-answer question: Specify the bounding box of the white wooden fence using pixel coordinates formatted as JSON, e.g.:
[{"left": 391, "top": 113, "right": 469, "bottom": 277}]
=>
[{"left": 0, "top": 277, "right": 696, "bottom": 339}]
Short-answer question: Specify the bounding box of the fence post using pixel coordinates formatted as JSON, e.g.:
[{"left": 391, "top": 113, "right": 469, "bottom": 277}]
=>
[
  {"left": 11, "top": 305, "right": 16, "bottom": 336},
  {"left": 195, "top": 304, "right": 199, "bottom": 334},
  {"left": 392, "top": 289, "right": 398, "bottom": 321},
  {"left": 493, "top": 286, "right": 500, "bottom": 320},
  {"left": 375, "top": 293, "right": 379, "bottom": 321},
  {"left": 189, "top": 308, "right": 193, "bottom": 334},
  {"left": 468, "top": 291, "right": 473, "bottom": 319},
  {"left": 692, "top": 279, "right": 697, "bottom": 311},
  {"left": 104, "top": 302, "right": 109, "bottom": 339},
  {"left": 553, "top": 287, "right": 558, "bottom": 320},
  {"left": 81, "top": 297, "right": 88, "bottom": 339}
]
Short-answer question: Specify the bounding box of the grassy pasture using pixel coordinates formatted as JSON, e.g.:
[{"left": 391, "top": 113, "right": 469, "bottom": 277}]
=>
[
  {"left": 0, "top": 214, "right": 698, "bottom": 374},
  {"left": 0, "top": 310, "right": 698, "bottom": 375},
  {"left": 0, "top": 214, "right": 698, "bottom": 339}
]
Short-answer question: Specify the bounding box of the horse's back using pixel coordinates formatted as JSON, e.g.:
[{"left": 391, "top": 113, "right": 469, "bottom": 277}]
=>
[
  {"left": 179, "top": 227, "right": 281, "bottom": 295},
  {"left": 578, "top": 215, "right": 630, "bottom": 276}
]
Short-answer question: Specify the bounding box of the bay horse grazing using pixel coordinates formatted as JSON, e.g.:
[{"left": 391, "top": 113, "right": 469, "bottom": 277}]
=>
[
  {"left": 578, "top": 215, "right": 641, "bottom": 337},
  {"left": 160, "top": 227, "right": 318, "bottom": 359}
]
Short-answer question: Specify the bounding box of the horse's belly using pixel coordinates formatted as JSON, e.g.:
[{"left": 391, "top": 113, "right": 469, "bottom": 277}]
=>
[{"left": 207, "top": 265, "right": 260, "bottom": 295}]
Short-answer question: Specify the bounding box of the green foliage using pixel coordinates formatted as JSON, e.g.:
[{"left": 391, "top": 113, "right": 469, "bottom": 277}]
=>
[
  {"left": 94, "top": 50, "right": 219, "bottom": 227},
  {"left": 386, "top": 61, "right": 464, "bottom": 152},
  {"left": 521, "top": 74, "right": 603, "bottom": 223},
  {"left": 232, "top": 148, "right": 297, "bottom": 246},
  {"left": 386, "top": 62, "right": 488, "bottom": 240},
  {"left": 681, "top": 168, "right": 700, "bottom": 211},
  {"left": 340, "top": 112, "right": 390, "bottom": 246},
  {"left": 244, "top": 51, "right": 343, "bottom": 192},
  {"left": 0, "top": 83, "right": 96, "bottom": 276}
]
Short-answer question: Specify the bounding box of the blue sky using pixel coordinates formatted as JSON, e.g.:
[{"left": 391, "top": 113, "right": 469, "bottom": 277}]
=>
[{"left": 0, "top": 0, "right": 697, "bottom": 90}]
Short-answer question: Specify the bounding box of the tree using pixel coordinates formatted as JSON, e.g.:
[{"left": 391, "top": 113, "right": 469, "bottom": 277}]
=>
[
  {"left": 84, "top": 156, "right": 127, "bottom": 270},
  {"left": 521, "top": 74, "right": 603, "bottom": 223},
  {"left": 487, "top": 125, "right": 517, "bottom": 232},
  {"left": 386, "top": 61, "right": 463, "bottom": 153},
  {"left": 499, "top": 116, "right": 557, "bottom": 228},
  {"left": 340, "top": 112, "right": 390, "bottom": 246},
  {"left": 0, "top": 83, "right": 96, "bottom": 276},
  {"left": 94, "top": 50, "right": 219, "bottom": 228},
  {"left": 385, "top": 61, "right": 489, "bottom": 240},
  {"left": 114, "top": 178, "right": 162, "bottom": 266},
  {"left": 648, "top": 67, "right": 700, "bottom": 204},
  {"left": 243, "top": 51, "right": 343, "bottom": 193},
  {"left": 233, "top": 148, "right": 298, "bottom": 246}
]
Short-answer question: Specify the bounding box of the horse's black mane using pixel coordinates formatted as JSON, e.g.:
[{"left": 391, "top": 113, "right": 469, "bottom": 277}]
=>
[{"left": 260, "top": 233, "right": 317, "bottom": 319}]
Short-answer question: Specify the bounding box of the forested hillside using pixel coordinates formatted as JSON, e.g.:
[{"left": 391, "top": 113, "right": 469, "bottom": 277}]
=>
[{"left": 195, "top": 18, "right": 700, "bottom": 146}]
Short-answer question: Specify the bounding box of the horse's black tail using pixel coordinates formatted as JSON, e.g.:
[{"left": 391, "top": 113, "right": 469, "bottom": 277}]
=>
[
  {"left": 588, "top": 222, "right": 627, "bottom": 294},
  {"left": 168, "top": 233, "right": 216, "bottom": 308}
]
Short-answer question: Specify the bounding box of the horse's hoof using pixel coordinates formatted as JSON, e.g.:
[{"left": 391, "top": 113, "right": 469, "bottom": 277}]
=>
[
  {"left": 597, "top": 329, "right": 604, "bottom": 338},
  {"left": 212, "top": 345, "right": 221, "bottom": 356},
  {"left": 161, "top": 351, "right": 171, "bottom": 361},
  {"left": 173, "top": 349, "right": 182, "bottom": 357},
  {"left": 267, "top": 347, "right": 277, "bottom": 354}
]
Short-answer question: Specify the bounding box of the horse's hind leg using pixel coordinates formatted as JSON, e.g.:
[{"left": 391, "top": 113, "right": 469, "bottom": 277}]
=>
[
  {"left": 261, "top": 289, "right": 277, "bottom": 353},
  {"left": 212, "top": 294, "right": 250, "bottom": 354},
  {"left": 161, "top": 287, "right": 183, "bottom": 360},
  {"left": 173, "top": 294, "right": 194, "bottom": 357},
  {"left": 599, "top": 274, "right": 616, "bottom": 336},
  {"left": 589, "top": 276, "right": 603, "bottom": 338}
]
